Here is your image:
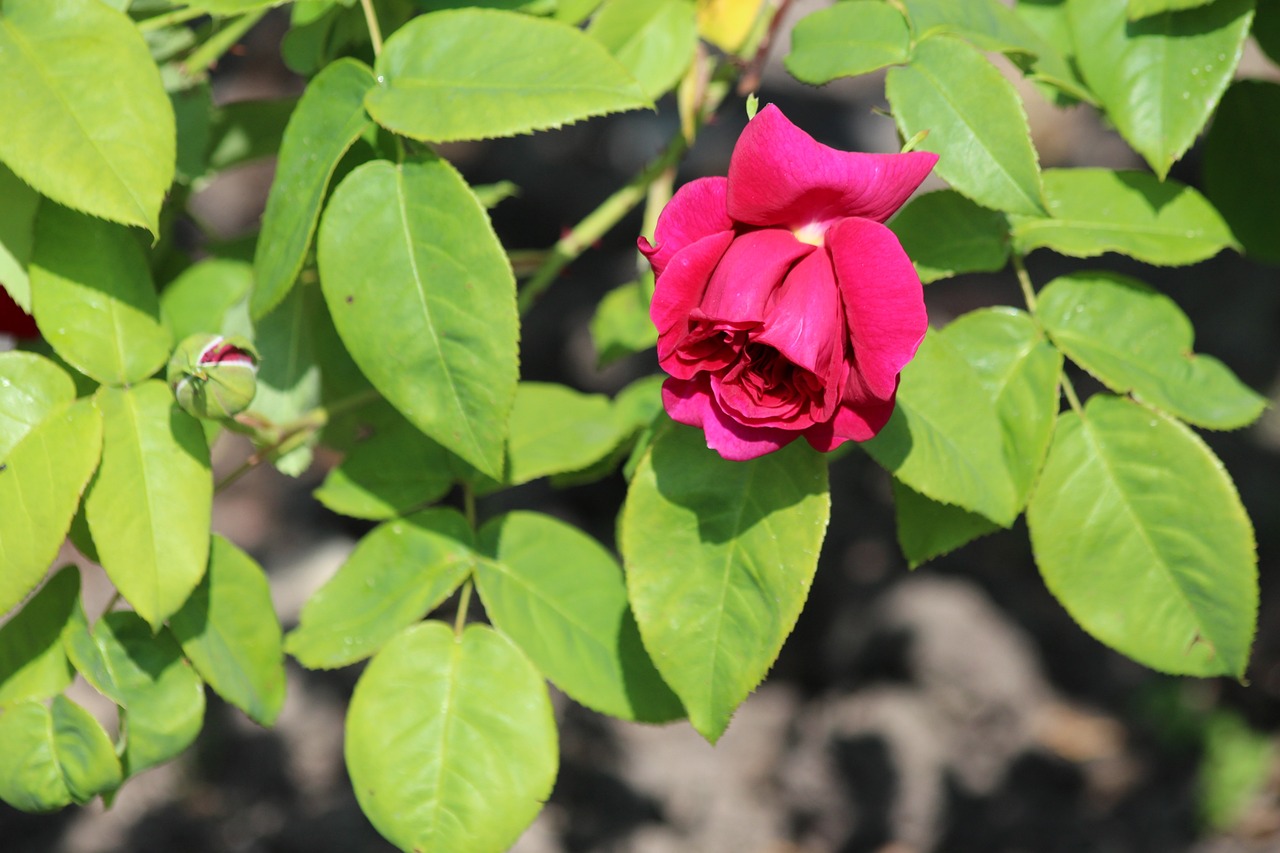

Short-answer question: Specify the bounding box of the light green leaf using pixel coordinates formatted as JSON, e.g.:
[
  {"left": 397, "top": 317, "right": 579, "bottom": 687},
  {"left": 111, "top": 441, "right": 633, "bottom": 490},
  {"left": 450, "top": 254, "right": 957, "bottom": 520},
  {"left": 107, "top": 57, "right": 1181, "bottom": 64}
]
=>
[
  {"left": 477, "top": 511, "right": 682, "bottom": 722},
  {"left": 29, "top": 205, "right": 172, "bottom": 386},
  {"left": 556, "top": 0, "right": 601, "bottom": 23},
  {"left": 1010, "top": 169, "right": 1237, "bottom": 266},
  {"left": 0, "top": 0, "right": 174, "bottom": 234},
  {"left": 314, "top": 403, "right": 456, "bottom": 521},
  {"left": 506, "top": 382, "right": 621, "bottom": 486},
  {"left": 886, "top": 35, "right": 1046, "bottom": 216},
  {"left": 0, "top": 399, "right": 102, "bottom": 618},
  {"left": 85, "top": 382, "right": 212, "bottom": 629},
  {"left": 250, "top": 283, "right": 322, "bottom": 434},
  {"left": 1068, "top": 0, "right": 1253, "bottom": 178},
  {"left": 0, "top": 351, "right": 75, "bottom": 462},
  {"left": 1203, "top": 80, "right": 1280, "bottom": 265},
  {"left": 1036, "top": 272, "right": 1264, "bottom": 430},
  {"left": 0, "top": 566, "right": 78, "bottom": 706},
  {"left": 64, "top": 612, "right": 205, "bottom": 774},
  {"left": 1027, "top": 395, "right": 1257, "bottom": 677},
  {"left": 863, "top": 330, "right": 1019, "bottom": 526},
  {"left": 0, "top": 696, "right": 121, "bottom": 812},
  {"left": 1128, "top": 0, "right": 1218, "bottom": 21},
  {"left": 1255, "top": 0, "right": 1280, "bottom": 64},
  {"left": 345, "top": 621, "right": 558, "bottom": 853},
  {"left": 891, "top": 479, "right": 998, "bottom": 568},
  {"left": 591, "top": 279, "right": 658, "bottom": 368},
  {"left": 621, "top": 423, "right": 829, "bottom": 742},
  {"left": 785, "top": 1, "right": 911, "bottom": 83},
  {"left": 159, "top": 259, "right": 253, "bottom": 343},
  {"left": 286, "top": 509, "right": 476, "bottom": 669},
  {"left": 170, "top": 536, "right": 286, "bottom": 727},
  {"left": 587, "top": 0, "right": 696, "bottom": 99},
  {"left": 1199, "top": 711, "right": 1275, "bottom": 829},
  {"left": 0, "top": 162, "right": 39, "bottom": 310},
  {"left": 943, "top": 307, "right": 1061, "bottom": 505},
  {"left": 252, "top": 58, "right": 375, "bottom": 319},
  {"left": 182, "top": 0, "right": 281, "bottom": 11},
  {"left": 366, "top": 9, "right": 651, "bottom": 142},
  {"left": 888, "top": 190, "right": 1010, "bottom": 284},
  {"left": 318, "top": 158, "right": 518, "bottom": 480}
]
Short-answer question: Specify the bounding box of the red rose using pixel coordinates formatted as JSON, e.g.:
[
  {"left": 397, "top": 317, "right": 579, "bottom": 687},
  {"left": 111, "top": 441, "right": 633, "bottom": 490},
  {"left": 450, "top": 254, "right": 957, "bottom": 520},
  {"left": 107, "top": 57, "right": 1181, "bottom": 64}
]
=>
[
  {"left": 0, "top": 286, "right": 38, "bottom": 340},
  {"left": 640, "top": 104, "right": 937, "bottom": 460}
]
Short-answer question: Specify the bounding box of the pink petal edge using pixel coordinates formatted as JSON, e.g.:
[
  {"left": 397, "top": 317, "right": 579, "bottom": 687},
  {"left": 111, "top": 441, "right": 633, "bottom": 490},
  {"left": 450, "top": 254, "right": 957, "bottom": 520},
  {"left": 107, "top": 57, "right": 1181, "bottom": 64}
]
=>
[{"left": 639, "top": 177, "right": 733, "bottom": 277}]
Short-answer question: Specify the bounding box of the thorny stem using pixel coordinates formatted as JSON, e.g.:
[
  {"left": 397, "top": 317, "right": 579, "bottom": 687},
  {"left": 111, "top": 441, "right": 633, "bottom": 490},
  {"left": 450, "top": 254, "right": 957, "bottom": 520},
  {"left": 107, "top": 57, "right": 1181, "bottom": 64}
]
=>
[
  {"left": 359, "top": 0, "right": 384, "bottom": 57},
  {"left": 737, "top": 0, "right": 798, "bottom": 96},
  {"left": 180, "top": 10, "right": 267, "bottom": 83},
  {"left": 137, "top": 6, "right": 208, "bottom": 32},
  {"left": 213, "top": 388, "right": 381, "bottom": 493},
  {"left": 517, "top": 62, "right": 737, "bottom": 315},
  {"left": 1013, "top": 253, "right": 1084, "bottom": 416}
]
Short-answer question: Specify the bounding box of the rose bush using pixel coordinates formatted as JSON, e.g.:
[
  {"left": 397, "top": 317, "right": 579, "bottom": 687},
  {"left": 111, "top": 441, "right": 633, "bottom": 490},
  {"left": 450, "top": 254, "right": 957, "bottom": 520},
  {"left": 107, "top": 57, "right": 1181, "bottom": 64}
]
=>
[{"left": 641, "top": 104, "right": 937, "bottom": 460}]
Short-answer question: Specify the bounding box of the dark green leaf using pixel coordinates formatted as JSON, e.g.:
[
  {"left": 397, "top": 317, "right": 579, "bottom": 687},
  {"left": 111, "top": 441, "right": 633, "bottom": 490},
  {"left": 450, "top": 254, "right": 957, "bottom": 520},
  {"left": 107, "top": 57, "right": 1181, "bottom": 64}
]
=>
[
  {"left": 318, "top": 158, "right": 519, "bottom": 479},
  {"left": 888, "top": 190, "right": 1010, "bottom": 283},
  {"left": 591, "top": 278, "right": 658, "bottom": 367},
  {"left": 1027, "top": 395, "right": 1256, "bottom": 677},
  {"left": 345, "top": 622, "right": 557, "bottom": 852},
  {"left": 285, "top": 509, "right": 476, "bottom": 669},
  {"left": 1036, "top": 271, "right": 1264, "bottom": 430},
  {"left": 159, "top": 259, "right": 253, "bottom": 343},
  {"left": 1128, "top": 0, "right": 1217, "bottom": 21},
  {"left": 366, "top": 9, "right": 651, "bottom": 142},
  {"left": 0, "top": 696, "right": 120, "bottom": 811},
  {"left": 170, "top": 536, "right": 286, "bottom": 727},
  {"left": 477, "top": 511, "right": 682, "bottom": 722},
  {"left": 1203, "top": 80, "right": 1280, "bottom": 265},
  {"left": 252, "top": 59, "right": 376, "bottom": 319},
  {"left": 0, "top": 566, "right": 78, "bottom": 706},
  {"left": 621, "top": 423, "right": 829, "bottom": 742},
  {"left": 891, "top": 480, "right": 998, "bottom": 568},
  {"left": 0, "top": 162, "right": 39, "bottom": 311},
  {"left": 207, "top": 97, "right": 297, "bottom": 173}
]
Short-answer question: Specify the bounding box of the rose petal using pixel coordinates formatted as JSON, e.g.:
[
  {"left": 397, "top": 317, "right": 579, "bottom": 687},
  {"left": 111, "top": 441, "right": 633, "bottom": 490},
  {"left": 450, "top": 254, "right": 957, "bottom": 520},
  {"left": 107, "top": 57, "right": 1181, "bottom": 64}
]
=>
[
  {"left": 639, "top": 177, "right": 733, "bottom": 277},
  {"left": 828, "top": 217, "right": 927, "bottom": 401},
  {"left": 727, "top": 104, "right": 938, "bottom": 228},
  {"left": 754, "top": 248, "right": 842, "bottom": 376},
  {"left": 804, "top": 385, "right": 898, "bottom": 450},
  {"left": 698, "top": 229, "right": 811, "bottom": 324},
  {"left": 662, "top": 376, "right": 797, "bottom": 461},
  {"left": 650, "top": 230, "right": 735, "bottom": 337}
]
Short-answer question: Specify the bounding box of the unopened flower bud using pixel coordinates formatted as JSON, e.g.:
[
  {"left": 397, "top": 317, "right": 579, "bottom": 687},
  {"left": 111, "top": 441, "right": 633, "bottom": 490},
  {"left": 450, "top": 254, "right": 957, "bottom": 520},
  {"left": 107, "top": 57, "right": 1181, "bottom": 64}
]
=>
[{"left": 167, "top": 334, "right": 260, "bottom": 420}]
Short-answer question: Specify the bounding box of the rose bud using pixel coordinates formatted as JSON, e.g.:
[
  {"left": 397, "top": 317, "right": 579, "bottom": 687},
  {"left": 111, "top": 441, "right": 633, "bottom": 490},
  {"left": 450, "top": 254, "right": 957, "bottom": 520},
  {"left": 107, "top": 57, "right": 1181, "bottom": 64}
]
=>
[
  {"left": 640, "top": 104, "right": 937, "bottom": 461},
  {"left": 167, "top": 333, "right": 260, "bottom": 420}
]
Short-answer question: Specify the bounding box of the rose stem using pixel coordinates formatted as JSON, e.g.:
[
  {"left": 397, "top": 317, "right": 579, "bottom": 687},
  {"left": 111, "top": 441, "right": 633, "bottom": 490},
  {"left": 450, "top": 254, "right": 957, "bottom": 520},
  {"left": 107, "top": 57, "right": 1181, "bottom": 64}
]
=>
[
  {"left": 1013, "top": 252, "right": 1084, "bottom": 415},
  {"left": 179, "top": 10, "right": 268, "bottom": 84},
  {"left": 359, "top": 0, "right": 384, "bottom": 57},
  {"left": 137, "top": 7, "right": 209, "bottom": 32}
]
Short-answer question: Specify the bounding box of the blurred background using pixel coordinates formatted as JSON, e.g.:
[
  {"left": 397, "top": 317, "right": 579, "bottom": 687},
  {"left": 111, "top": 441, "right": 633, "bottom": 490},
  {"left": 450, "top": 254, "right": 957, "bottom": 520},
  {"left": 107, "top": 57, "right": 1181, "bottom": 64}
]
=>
[{"left": 4, "top": 3, "right": 1280, "bottom": 851}]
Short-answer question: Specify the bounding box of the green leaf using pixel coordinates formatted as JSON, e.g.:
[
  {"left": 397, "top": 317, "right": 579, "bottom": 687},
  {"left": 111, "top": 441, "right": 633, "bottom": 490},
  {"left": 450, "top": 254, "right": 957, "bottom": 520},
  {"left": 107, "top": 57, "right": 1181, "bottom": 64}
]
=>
[
  {"left": 285, "top": 509, "right": 476, "bottom": 669},
  {"left": 891, "top": 479, "right": 998, "bottom": 568},
  {"left": 252, "top": 59, "right": 376, "bottom": 319},
  {"left": 587, "top": 0, "right": 696, "bottom": 99},
  {"left": 1010, "top": 169, "right": 1237, "bottom": 266},
  {"left": 886, "top": 35, "right": 1046, "bottom": 216},
  {"left": 506, "top": 382, "right": 622, "bottom": 486},
  {"left": 900, "top": 0, "right": 1091, "bottom": 100},
  {"left": 591, "top": 278, "right": 658, "bottom": 367},
  {"left": 888, "top": 190, "right": 1010, "bottom": 284},
  {"left": 0, "top": 696, "right": 121, "bottom": 812},
  {"left": 1255, "top": 0, "right": 1280, "bottom": 65},
  {"left": 0, "top": 351, "right": 75, "bottom": 462},
  {"left": 863, "top": 330, "right": 1019, "bottom": 526},
  {"left": 1068, "top": 0, "right": 1254, "bottom": 178},
  {"left": 0, "top": 566, "right": 78, "bottom": 706},
  {"left": 314, "top": 404, "right": 456, "bottom": 520},
  {"left": 170, "top": 536, "right": 285, "bottom": 727},
  {"left": 85, "top": 382, "right": 212, "bottom": 629},
  {"left": 944, "top": 307, "right": 1062, "bottom": 505},
  {"left": 182, "top": 0, "right": 280, "bottom": 11},
  {"left": 345, "top": 622, "right": 557, "bottom": 853},
  {"left": 1036, "top": 272, "right": 1264, "bottom": 430},
  {"left": 0, "top": 399, "right": 102, "bottom": 618},
  {"left": 318, "top": 158, "right": 518, "bottom": 480},
  {"left": 1203, "top": 80, "right": 1280, "bottom": 265},
  {"left": 1128, "top": 0, "right": 1215, "bottom": 17},
  {"left": 250, "top": 283, "right": 322, "bottom": 435},
  {"left": 785, "top": 0, "right": 911, "bottom": 83},
  {"left": 0, "top": 162, "right": 39, "bottom": 311},
  {"left": 476, "top": 511, "right": 682, "bottom": 722},
  {"left": 0, "top": 0, "right": 174, "bottom": 234},
  {"left": 207, "top": 97, "right": 297, "bottom": 173},
  {"left": 159, "top": 259, "right": 253, "bottom": 343},
  {"left": 1027, "top": 395, "right": 1257, "bottom": 677},
  {"left": 29, "top": 205, "right": 172, "bottom": 386},
  {"left": 64, "top": 612, "right": 205, "bottom": 774},
  {"left": 366, "top": 9, "right": 651, "bottom": 142},
  {"left": 1199, "top": 711, "right": 1275, "bottom": 829},
  {"left": 621, "top": 424, "right": 829, "bottom": 742}
]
